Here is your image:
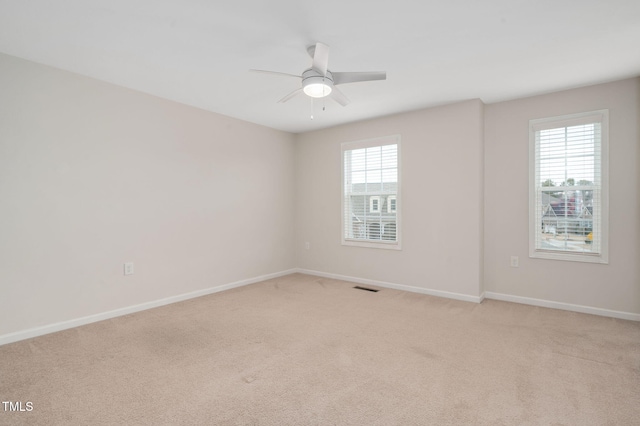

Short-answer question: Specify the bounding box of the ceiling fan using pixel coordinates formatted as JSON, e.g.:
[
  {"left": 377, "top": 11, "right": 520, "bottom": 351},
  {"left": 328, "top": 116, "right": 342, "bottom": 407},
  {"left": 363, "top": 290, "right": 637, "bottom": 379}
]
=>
[{"left": 251, "top": 42, "right": 386, "bottom": 106}]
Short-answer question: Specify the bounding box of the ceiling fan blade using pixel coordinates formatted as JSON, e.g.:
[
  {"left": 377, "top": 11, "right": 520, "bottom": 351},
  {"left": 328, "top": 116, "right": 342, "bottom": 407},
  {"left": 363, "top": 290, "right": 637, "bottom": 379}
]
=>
[
  {"left": 278, "top": 88, "right": 303, "bottom": 103},
  {"left": 250, "top": 69, "right": 301, "bottom": 79},
  {"left": 332, "top": 71, "right": 387, "bottom": 85},
  {"left": 311, "top": 42, "right": 330, "bottom": 76},
  {"left": 330, "top": 86, "right": 351, "bottom": 106}
]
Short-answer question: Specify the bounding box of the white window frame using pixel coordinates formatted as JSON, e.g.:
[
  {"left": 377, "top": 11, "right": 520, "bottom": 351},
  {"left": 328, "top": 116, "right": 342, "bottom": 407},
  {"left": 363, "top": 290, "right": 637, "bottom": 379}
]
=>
[
  {"left": 529, "top": 110, "right": 609, "bottom": 263},
  {"left": 341, "top": 135, "right": 401, "bottom": 250}
]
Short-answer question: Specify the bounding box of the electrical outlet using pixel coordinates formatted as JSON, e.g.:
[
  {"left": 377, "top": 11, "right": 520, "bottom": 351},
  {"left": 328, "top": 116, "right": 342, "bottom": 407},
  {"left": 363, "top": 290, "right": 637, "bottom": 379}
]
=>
[
  {"left": 305, "top": 242, "right": 310, "bottom": 250},
  {"left": 510, "top": 256, "right": 519, "bottom": 268},
  {"left": 124, "top": 262, "right": 134, "bottom": 276}
]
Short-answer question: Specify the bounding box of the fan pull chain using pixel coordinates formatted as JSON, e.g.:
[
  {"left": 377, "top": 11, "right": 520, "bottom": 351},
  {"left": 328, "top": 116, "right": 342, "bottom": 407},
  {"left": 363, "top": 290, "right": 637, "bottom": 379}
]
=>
[{"left": 323, "top": 78, "right": 327, "bottom": 111}]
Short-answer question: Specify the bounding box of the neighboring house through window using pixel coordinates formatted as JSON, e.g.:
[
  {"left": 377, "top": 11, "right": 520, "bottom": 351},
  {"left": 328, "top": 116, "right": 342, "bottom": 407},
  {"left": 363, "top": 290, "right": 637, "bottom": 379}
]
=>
[
  {"left": 342, "top": 135, "right": 400, "bottom": 249},
  {"left": 529, "top": 110, "right": 608, "bottom": 263}
]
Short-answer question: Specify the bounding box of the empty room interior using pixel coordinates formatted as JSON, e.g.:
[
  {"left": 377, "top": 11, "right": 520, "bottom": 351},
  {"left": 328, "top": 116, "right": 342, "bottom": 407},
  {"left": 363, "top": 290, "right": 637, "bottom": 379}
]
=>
[{"left": 1, "top": 1, "right": 639, "bottom": 424}]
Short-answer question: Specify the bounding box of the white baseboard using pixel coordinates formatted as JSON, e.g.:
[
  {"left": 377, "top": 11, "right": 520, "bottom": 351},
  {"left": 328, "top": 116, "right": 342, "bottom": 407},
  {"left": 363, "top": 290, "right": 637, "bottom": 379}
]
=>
[
  {"left": 484, "top": 291, "right": 640, "bottom": 322},
  {"left": 4, "top": 269, "right": 636, "bottom": 347},
  {"left": 295, "top": 269, "right": 639, "bottom": 321},
  {"left": 0, "top": 269, "right": 297, "bottom": 346},
  {"left": 295, "top": 268, "right": 484, "bottom": 303}
]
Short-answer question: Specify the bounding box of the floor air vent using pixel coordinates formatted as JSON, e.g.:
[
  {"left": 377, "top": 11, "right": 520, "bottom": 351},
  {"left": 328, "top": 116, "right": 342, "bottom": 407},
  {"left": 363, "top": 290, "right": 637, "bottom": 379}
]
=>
[{"left": 353, "top": 286, "right": 379, "bottom": 292}]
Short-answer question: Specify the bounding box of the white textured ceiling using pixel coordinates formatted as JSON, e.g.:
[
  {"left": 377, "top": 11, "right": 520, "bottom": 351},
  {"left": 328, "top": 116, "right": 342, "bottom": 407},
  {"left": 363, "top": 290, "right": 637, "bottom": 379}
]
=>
[{"left": 1, "top": 0, "right": 639, "bottom": 133}]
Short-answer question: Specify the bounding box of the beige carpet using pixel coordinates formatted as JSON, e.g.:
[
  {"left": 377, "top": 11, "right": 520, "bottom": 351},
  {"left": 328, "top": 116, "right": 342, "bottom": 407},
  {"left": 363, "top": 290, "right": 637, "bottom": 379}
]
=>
[{"left": 1, "top": 273, "right": 638, "bottom": 425}]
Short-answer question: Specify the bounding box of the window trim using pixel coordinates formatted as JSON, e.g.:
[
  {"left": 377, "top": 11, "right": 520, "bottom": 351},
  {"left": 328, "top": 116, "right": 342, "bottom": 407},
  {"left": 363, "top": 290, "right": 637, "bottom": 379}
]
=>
[
  {"left": 528, "top": 110, "right": 609, "bottom": 264},
  {"left": 341, "top": 135, "right": 401, "bottom": 250}
]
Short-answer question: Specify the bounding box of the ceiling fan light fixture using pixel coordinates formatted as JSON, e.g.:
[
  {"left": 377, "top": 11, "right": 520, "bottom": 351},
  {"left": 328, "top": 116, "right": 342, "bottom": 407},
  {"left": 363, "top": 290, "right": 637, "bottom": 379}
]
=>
[
  {"left": 302, "top": 69, "right": 334, "bottom": 98},
  {"left": 303, "top": 82, "right": 332, "bottom": 98}
]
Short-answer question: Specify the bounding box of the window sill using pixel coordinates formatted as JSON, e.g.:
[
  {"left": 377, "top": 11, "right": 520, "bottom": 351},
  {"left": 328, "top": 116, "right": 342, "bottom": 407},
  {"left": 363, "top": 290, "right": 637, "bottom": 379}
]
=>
[
  {"left": 529, "top": 249, "right": 608, "bottom": 264},
  {"left": 342, "top": 239, "right": 402, "bottom": 250}
]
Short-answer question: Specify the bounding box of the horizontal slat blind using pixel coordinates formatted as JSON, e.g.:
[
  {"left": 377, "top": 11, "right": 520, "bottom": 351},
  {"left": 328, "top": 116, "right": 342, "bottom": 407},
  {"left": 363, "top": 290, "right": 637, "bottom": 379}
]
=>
[
  {"left": 342, "top": 137, "right": 399, "bottom": 247},
  {"left": 534, "top": 121, "right": 601, "bottom": 254}
]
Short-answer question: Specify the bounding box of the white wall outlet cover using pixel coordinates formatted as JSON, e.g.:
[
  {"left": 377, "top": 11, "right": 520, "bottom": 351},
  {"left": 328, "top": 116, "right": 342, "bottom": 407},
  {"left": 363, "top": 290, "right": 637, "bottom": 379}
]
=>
[{"left": 124, "top": 262, "right": 134, "bottom": 275}]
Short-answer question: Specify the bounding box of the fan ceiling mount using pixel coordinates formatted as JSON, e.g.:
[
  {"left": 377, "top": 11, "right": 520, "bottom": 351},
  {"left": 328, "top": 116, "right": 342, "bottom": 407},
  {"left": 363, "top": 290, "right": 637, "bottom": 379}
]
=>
[{"left": 251, "top": 42, "right": 387, "bottom": 106}]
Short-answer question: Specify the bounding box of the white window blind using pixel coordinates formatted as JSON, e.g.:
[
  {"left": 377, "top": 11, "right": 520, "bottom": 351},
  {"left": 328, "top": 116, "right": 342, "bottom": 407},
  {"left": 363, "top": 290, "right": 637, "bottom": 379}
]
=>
[
  {"left": 342, "top": 136, "right": 400, "bottom": 249},
  {"left": 529, "top": 110, "right": 608, "bottom": 263}
]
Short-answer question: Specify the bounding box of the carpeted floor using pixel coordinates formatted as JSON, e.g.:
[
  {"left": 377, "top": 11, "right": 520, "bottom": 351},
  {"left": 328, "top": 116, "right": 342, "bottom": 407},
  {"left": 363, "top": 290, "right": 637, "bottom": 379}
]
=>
[{"left": 1, "top": 273, "right": 639, "bottom": 425}]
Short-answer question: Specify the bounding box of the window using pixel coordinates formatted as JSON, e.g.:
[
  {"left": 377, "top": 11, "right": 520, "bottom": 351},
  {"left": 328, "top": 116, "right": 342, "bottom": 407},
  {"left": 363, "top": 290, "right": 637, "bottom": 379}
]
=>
[
  {"left": 387, "top": 196, "right": 397, "bottom": 213},
  {"left": 370, "top": 196, "right": 381, "bottom": 213},
  {"left": 342, "top": 135, "right": 400, "bottom": 249},
  {"left": 529, "top": 110, "right": 608, "bottom": 263}
]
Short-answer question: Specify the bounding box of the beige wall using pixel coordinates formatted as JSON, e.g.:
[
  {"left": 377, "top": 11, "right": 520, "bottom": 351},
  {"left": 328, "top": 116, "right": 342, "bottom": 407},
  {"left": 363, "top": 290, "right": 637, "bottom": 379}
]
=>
[
  {"left": 295, "top": 78, "right": 639, "bottom": 316},
  {"left": 484, "top": 78, "right": 640, "bottom": 314},
  {"left": 1, "top": 51, "right": 637, "bottom": 342},
  {"left": 294, "top": 100, "right": 485, "bottom": 300},
  {"left": 0, "top": 53, "right": 296, "bottom": 337}
]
